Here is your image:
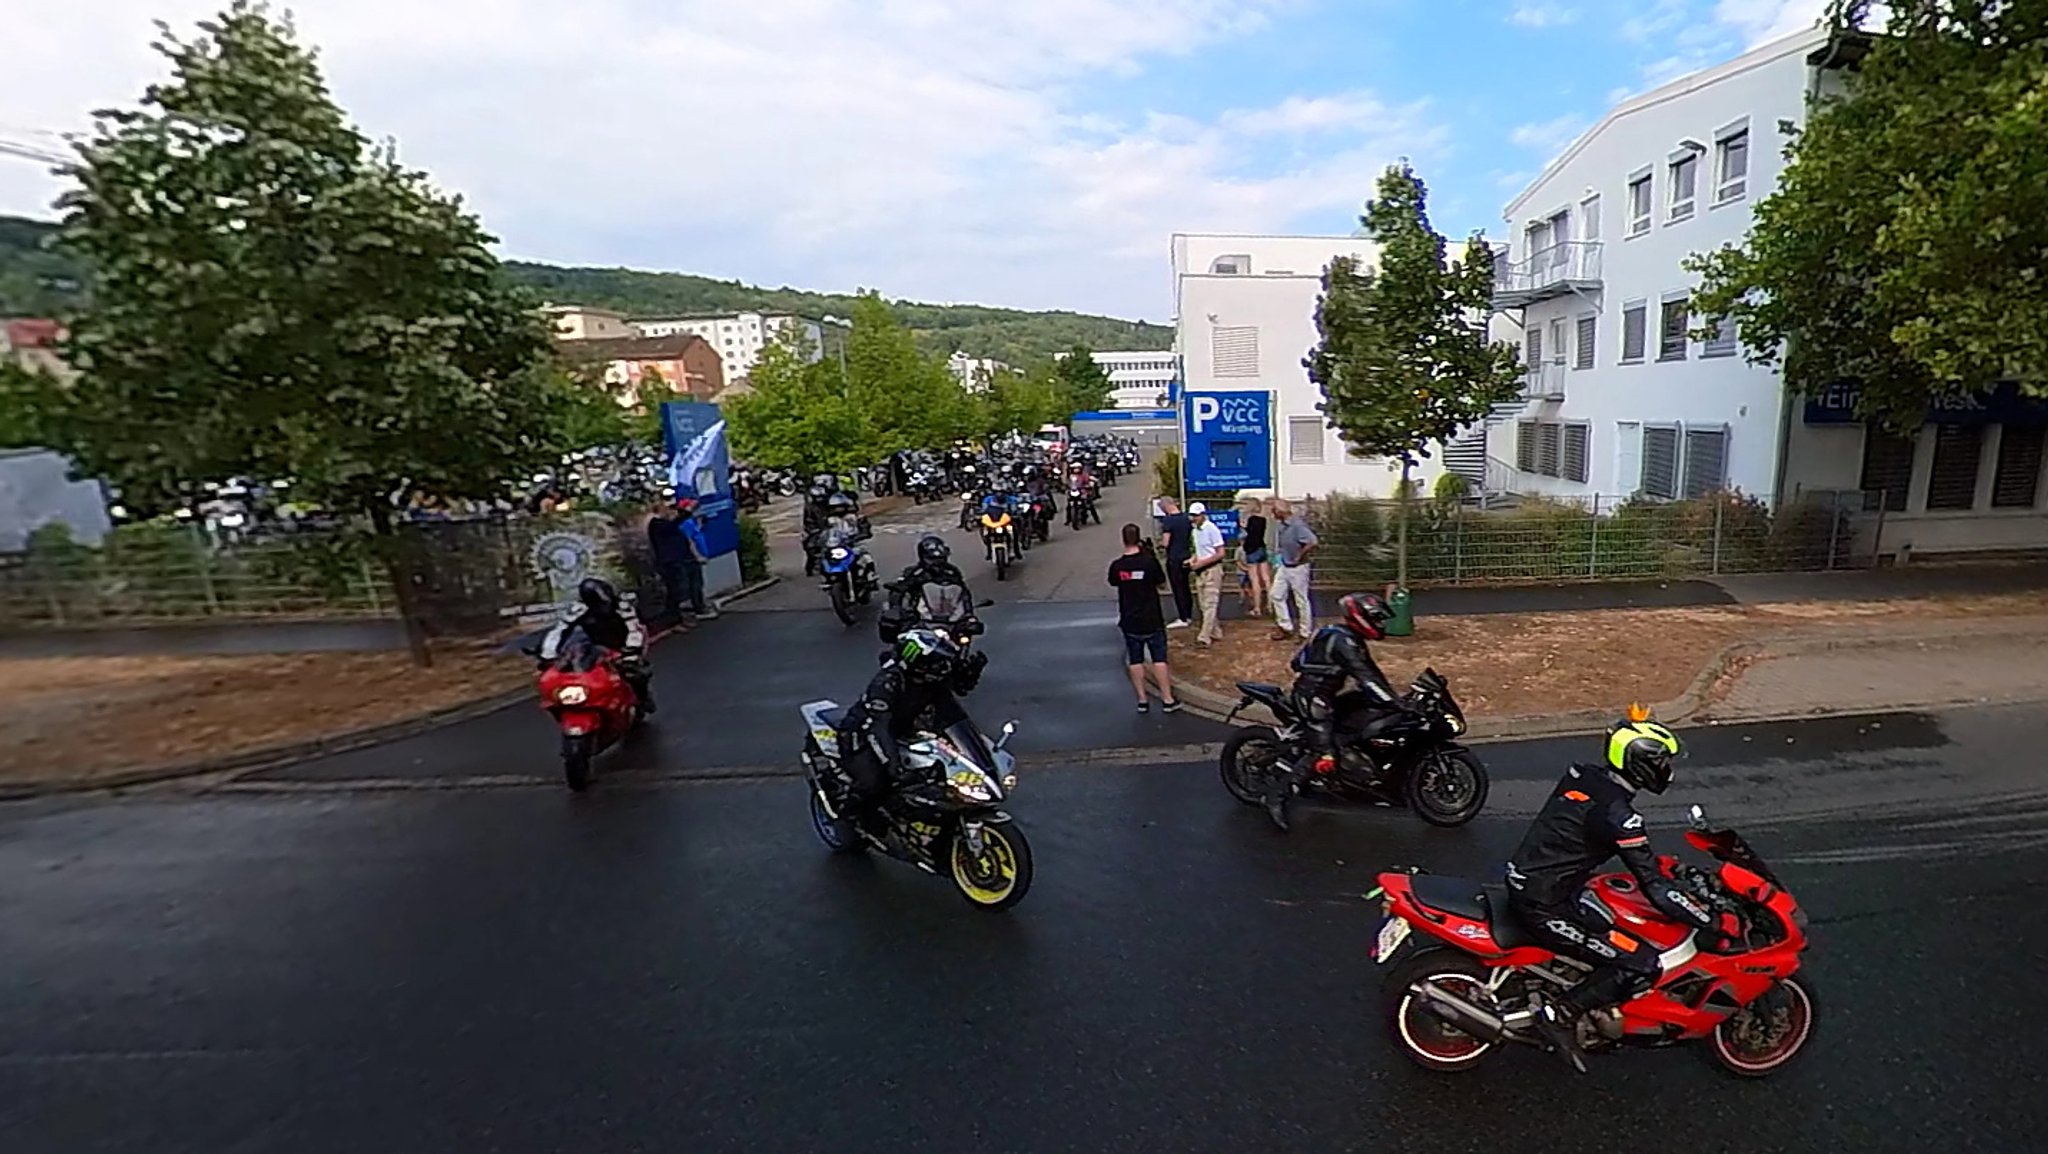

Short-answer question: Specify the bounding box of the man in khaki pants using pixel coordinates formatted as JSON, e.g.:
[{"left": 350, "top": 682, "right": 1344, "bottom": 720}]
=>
[
  {"left": 1187, "top": 502, "right": 1228, "bottom": 646},
  {"left": 1268, "top": 498, "right": 1319, "bottom": 640}
]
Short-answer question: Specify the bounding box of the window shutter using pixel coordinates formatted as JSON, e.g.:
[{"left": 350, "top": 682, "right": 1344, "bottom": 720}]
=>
[
  {"left": 1517, "top": 420, "right": 1538, "bottom": 472},
  {"left": 1642, "top": 426, "right": 1679, "bottom": 499},
  {"left": 1993, "top": 425, "right": 2045, "bottom": 508},
  {"left": 1288, "top": 416, "right": 1325, "bottom": 465},
  {"left": 1681, "top": 427, "right": 1728, "bottom": 498},
  {"left": 1212, "top": 326, "right": 1260, "bottom": 377},
  {"left": 1703, "top": 315, "right": 1738, "bottom": 358},
  {"left": 1622, "top": 306, "right": 1646, "bottom": 362},
  {"left": 1537, "top": 423, "right": 1562, "bottom": 477},
  {"left": 1859, "top": 430, "right": 1916, "bottom": 512},
  {"left": 1526, "top": 326, "right": 1542, "bottom": 368},
  {"left": 1926, "top": 425, "right": 1984, "bottom": 510},
  {"left": 1562, "top": 424, "right": 1590, "bottom": 483},
  {"left": 1574, "top": 315, "right": 1596, "bottom": 370}
]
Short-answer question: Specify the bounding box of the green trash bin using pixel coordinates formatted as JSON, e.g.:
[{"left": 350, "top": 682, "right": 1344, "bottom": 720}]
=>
[{"left": 1383, "top": 585, "right": 1414, "bottom": 637}]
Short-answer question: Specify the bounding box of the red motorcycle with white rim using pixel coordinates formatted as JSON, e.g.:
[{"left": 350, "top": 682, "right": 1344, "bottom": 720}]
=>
[{"left": 1373, "top": 804, "right": 1817, "bottom": 1077}]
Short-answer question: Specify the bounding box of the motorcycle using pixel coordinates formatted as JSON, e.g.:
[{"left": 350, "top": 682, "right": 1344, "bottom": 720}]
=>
[
  {"left": 1065, "top": 483, "right": 1099, "bottom": 530},
  {"left": 799, "top": 704, "right": 1033, "bottom": 909},
  {"left": 525, "top": 634, "right": 645, "bottom": 791},
  {"left": 883, "top": 580, "right": 993, "bottom": 649},
  {"left": 982, "top": 517, "right": 1021, "bottom": 580},
  {"left": 1374, "top": 804, "right": 1817, "bottom": 1078},
  {"left": 1218, "top": 668, "right": 1489, "bottom": 827},
  {"left": 819, "top": 524, "right": 879, "bottom": 625},
  {"left": 1025, "top": 492, "right": 1055, "bottom": 544}
]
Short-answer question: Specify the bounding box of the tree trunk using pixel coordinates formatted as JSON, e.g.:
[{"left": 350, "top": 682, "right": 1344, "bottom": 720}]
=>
[
  {"left": 1396, "top": 458, "right": 1412, "bottom": 590},
  {"left": 369, "top": 503, "right": 434, "bottom": 669}
]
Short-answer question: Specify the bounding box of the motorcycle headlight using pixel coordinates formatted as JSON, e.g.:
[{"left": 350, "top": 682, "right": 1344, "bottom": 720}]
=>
[
  {"left": 555, "top": 685, "right": 588, "bottom": 705},
  {"left": 949, "top": 770, "right": 998, "bottom": 802},
  {"left": 829, "top": 547, "right": 849, "bottom": 559}
]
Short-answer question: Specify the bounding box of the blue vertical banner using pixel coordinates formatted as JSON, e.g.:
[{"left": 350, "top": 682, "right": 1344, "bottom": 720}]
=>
[
  {"left": 1181, "top": 391, "right": 1273, "bottom": 490},
  {"left": 661, "top": 401, "right": 738, "bottom": 559}
]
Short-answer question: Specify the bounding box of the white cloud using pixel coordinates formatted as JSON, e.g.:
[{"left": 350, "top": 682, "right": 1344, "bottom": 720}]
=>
[
  {"left": 1509, "top": 114, "right": 1590, "bottom": 157},
  {"left": 1619, "top": 0, "right": 1691, "bottom": 45},
  {"left": 1712, "top": 0, "right": 1831, "bottom": 46},
  {"left": 1507, "top": 3, "right": 1581, "bottom": 28},
  {"left": 0, "top": 0, "right": 1442, "bottom": 320}
]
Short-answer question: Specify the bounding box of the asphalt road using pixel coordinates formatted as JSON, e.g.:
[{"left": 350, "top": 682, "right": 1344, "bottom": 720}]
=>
[{"left": 7, "top": 702, "right": 2048, "bottom": 1153}]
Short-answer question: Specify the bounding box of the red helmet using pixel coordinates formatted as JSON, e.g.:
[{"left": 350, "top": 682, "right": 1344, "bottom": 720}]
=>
[{"left": 1338, "top": 591, "right": 1392, "bottom": 641}]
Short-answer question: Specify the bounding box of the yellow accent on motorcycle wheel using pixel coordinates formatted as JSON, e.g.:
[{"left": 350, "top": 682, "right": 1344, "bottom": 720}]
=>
[{"left": 951, "top": 829, "right": 1019, "bottom": 904}]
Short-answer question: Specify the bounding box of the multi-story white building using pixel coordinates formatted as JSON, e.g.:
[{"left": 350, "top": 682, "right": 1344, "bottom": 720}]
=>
[
  {"left": 1491, "top": 27, "right": 2048, "bottom": 557},
  {"left": 1089, "top": 350, "right": 1178, "bottom": 410},
  {"left": 947, "top": 351, "right": 1009, "bottom": 393},
  {"left": 631, "top": 312, "right": 823, "bottom": 382},
  {"left": 1172, "top": 233, "right": 1504, "bottom": 499}
]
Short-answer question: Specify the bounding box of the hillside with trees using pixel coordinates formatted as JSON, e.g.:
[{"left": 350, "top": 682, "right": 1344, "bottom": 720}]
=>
[{"left": 0, "top": 212, "right": 1172, "bottom": 363}]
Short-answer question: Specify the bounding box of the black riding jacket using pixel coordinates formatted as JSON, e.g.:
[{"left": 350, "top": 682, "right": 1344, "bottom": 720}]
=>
[
  {"left": 1288, "top": 625, "right": 1398, "bottom": 704},
  {"left": 1504, "top": 764, "right": 1715, "bottom": 929},
  {"left": 838, "top": 660, "right": 981, "bottom": 765}
]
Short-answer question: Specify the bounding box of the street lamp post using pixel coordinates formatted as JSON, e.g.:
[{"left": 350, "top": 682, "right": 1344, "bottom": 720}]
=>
[{"left": 819, "top": 315, "right": 851, "bottom": 374}]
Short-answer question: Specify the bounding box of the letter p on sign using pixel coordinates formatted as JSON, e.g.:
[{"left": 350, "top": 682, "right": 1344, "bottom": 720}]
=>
[{"left": 1191, "top": 396, "right": 1221, "bottom": 432}]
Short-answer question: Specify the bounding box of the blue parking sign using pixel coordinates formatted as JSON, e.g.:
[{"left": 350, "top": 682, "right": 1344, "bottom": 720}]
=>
[{"left": 1182, "top": 391, "right": 1273, "bottom": 490}]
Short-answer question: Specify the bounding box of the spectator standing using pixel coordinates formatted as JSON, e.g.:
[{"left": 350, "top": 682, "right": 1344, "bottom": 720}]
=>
[
  {"left": 647, "top": 499, "right": 697, "bottom": 630},
  {"left": 1107, "top": 523, "right": 1181, "bottom": 713},
  {"left": 1269, "top": 498, "right": 1319, "bottom": 641},
  {"left": 1187, "top": 502, "right": 1228, "bottom": 646},
  {"left": 676, "top": 498, "right": 718, "bottom": 622},
  {"left": 1237, "top": 496, "right": 1271, "bottom": 618},
  {"left": 1156, "top": 496, "right": 1195, "bottom": 628}
]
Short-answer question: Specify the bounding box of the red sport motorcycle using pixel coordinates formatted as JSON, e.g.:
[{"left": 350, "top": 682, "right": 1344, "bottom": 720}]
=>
[
  {"left": 1372, "top": 804, "right": 1816, "bottom": 1077},
  {"left": 528, "top": 634, "right": 645, "bottom": 791}
]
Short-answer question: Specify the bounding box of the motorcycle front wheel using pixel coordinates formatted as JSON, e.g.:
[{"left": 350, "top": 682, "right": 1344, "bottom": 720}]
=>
[
  {"left": 1219, "top": 726, "right": 1287, "bottom": 806},
  {"left": 829, "top": 581, "right": 856, "bottom": 626},
  {"left": 1405, "top": 748, "right": 1490, "bottom": 827},
  {"left": 950, "top": 821, "right": 1033, "bottom": 910},
  {"left": 995, "top": 549, "right": 1009, "bottom": 581},
  {"left": 562, "top": 734, "right": 594, "bottom": 792},
  {"left": 1703, "top": 975, "right": 1818, "bottom": 1078}
]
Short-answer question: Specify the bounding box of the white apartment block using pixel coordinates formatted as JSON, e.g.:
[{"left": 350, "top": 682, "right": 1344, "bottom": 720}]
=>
[
  {"left": 1493, "top": 27, "right": 2048, "bottom": 557},
  {"left": 1090, "top": 351, "right": 1179, "bottom": 410},
  {"left": 631, "top": 312, "right": 823, "bottom": 382},
  {"left": 1173, "top": 232, "right": 1504, "bottom": 500},
  {"left": 541, "top": 305, "right": 635, "bottom": 341},
  {"left": 948, "top": 351, "right": 1009, "bottom": 393}
]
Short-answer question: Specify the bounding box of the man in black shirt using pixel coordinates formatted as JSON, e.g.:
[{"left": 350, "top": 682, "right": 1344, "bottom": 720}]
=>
[
  {"left": 1107, "top": 523, "right": 1182, "bottom": 714},
  {"left": 1156, "top": 496, "right": 1195, "bottom": 628}
]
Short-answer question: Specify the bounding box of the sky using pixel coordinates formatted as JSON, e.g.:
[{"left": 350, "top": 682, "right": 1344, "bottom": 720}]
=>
[{"left": 0, "top": 0, "right": 1831, "bottom": 323}]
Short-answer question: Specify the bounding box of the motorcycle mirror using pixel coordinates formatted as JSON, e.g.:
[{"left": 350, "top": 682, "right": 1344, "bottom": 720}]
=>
[
  {"left": 1688, "top": 804, "right": 1708, "bottom": 831},
  {"left": 1001, "top": 720, "right": 1018, "bottom": 737}
]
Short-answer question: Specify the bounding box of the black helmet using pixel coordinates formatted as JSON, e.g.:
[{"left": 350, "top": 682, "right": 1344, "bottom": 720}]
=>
[
  {"left": 1338, "top": 591, "right": 1392, "bottom": 641},
  {"left": 826, "top": 492, "right": 857, "bottom": 515},
  {"left": 1607, "top": 710, "right": 1681, "bottom": 794},
  {"left": 894, "top": 627, "right": 961, "bottom": 684},
  {"left": 578, "top": 577, "right": 620, "bottom": 616},
  {"left": 916, "top": 534, "right": 950, "bottom": 568}
]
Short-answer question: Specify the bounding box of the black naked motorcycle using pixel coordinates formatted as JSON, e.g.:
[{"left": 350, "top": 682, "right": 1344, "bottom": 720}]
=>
[{"left": 1218, "top": 668, "right": 1490, "bottom": 827}]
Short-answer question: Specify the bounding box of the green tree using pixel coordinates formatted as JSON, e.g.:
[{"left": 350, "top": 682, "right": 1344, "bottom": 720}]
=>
[
  {"left": 541, "top": 362, "right": 630, "bottom": 451},
  {"left": 1052, "top": 344, "right": 1114, "bottom": 415},
  {"left": 979, "top": 364, "right": 1061, "bottom": 437},
  {"left": 45, "top": 3, "right": 560, "bottom": 663},
  {"left": 1688, "top": 3, "right": 2048, "bottom": 428},
  {"left": 1306, "top": 162, "right": 1521, "bottom": 588},
  {"left": 0, "top": 361, "right": 63, "bottom": 450},
  {"left": 726, "top": 325, "right": 871, "bottom": 473},
  {"left": 845, "top": 293, "right": 976, "bottom": 452}
]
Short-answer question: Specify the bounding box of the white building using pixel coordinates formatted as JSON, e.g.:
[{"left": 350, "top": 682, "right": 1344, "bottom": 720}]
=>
[
  {"left": 541, "top": 305, "right": 635, "bottom": 341},
  {"left": 1090, "top": 350, "right": 1179, "bottom": 410},
  {"left": 631, "top": 312, "right": 823, "bottom": 382},
  {"left": 947, "top": 351, "right": 1009, "bottom": 393},
  {"left": 1172, "top": 232, "right": 1503, "bottom": 500},
  {"left": 1491, "top": 27, "right": 2048, "bottom": 557}
]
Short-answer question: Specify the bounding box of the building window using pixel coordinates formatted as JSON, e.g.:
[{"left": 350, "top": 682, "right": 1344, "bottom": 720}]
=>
[
  {"left": 1658, "top": 298, "right": 1689, "bottom": 361},
  {"left": 1669, "top": 153, "right": 1699, "bottom": 221},
  {"left": 1860, "top": 429, "right": 1916, "bottom": 511},
  {"left": 1627, "top": 174, "right": 1652, "bottom": 236},
  {"left": 1525, "top": 326, "right": 1543, "bottom": 372},
  {"left": 1537, "top": 423, "right": 1561, "bottom": 476},
  {"left": 1212, "top": 326, "right": 1260, "bottom": 376},
  {"left": 1517, "top": 420, "right": 1537, "bottom": 472},
  {"left": 1681, "top": 427, "right": 1728, "bottom": 497},
  {"left": 1288, "top": 416, "right": 1325, "bottom": 464},
  {"left": 1547, "top": 318, "right": 1567, "bottom": 364},
  {"left": 1574, "top": 314, "right": 1596, "bottom": 370},
  {"left": 1581, "top": 194, "right": 1601, "bottom": 242},
  {"left": 1715, "top": 128, "right": 1749, "bottom": 203},
  {"left": 1643, "top": 426, "right": 1680, "bottom": 499},
  {"left": 1702, "top": 315, "right": 1738, "bottom": 358},
  {"left": 1210, "top": 254, "right": 1251, "bottom": 275},
  {"left": 1993, "top": 425, "right": 2045, "bottom": 508},
  {"left": 1562, "top": 423, "right": 1590, "bottom": 483},
  {"left": 1926, "top": 425, "right": 1985, "bottom": 510},
  {"left": 1621, "top": 302, "right": 1647, "bottom": 363}
]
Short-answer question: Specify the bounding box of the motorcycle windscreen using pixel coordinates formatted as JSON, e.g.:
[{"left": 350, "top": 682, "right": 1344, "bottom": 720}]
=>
[
  {"left": 919, "top": 583, "right": 970, "bottom": 623},
  {"left": 941, "top": 718, "right": 1001, "bottom": 775},
  {"left": 552, "top": 633, "right": 607, "bottom": 673}
]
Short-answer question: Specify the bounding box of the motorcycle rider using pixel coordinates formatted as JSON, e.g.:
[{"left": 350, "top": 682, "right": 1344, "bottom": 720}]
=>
[
  {"left": 536, "top": 577, "right": 654, "bottom": 714},
  {"left": 979, "top": 493, "right": 1015, "bottom": 561},
  {"left": 801, "top": 481, "right": 833, "bottom": 576},
  {"left": 831, "top": 627, "right": 990, "bottom": 829},
  {"left": 880, "top": 535, "right": 974, "bottom": 643},
  {"left": 1504, "top": 714, "right": 1718, "bottom": 1073},
  {"left": 1263, "top": 591, "right": 1408, "bottom": 832}
]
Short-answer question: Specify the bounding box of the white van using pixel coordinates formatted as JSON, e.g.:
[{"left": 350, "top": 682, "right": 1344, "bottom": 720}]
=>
[{"left": 1033, "top": 424, "right": 1069, "bottom": 457}]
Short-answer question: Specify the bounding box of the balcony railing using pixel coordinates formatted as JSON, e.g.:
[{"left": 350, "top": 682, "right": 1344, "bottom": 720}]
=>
[
  {"left": 1522, "top": 361, "right": 1568, "bottom": 401},
  {"left": 1492, "top": 240, "right": 1603, "bottom": 308}
]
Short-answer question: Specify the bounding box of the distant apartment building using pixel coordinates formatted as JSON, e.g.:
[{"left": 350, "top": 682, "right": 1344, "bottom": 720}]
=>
[
  {"left": 631, "top": 312, "right": 823, "bottom": 382},
  {"left": 1089, "top": 350, "right": 1178, "bottom": 410},
  {"left": 541, "top": 305, "right": 635, "bottom": 341},
  {"left": 561, "top": 333, "right": 726, "bottom": 403},
  {"left": 1490, "top": 25, "right": 2048, "bottom": 558},
  {"left": 947, "top": 351, "right": 1009, "bottom": 393},
  {"left": 1, "top": 317, "right": 68, "bottom": 378}
]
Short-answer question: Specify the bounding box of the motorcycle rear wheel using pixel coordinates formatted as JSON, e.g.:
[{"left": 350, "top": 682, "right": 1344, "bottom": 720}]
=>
[
  {"left": 808, "top": 785, "right": 865, "bottom": 854},
  {"left": 1383, "top": 951, "right": 1500, "bottom": 1073},
  {"left": 562, "top": 734, "right": 594, "bottom": 792},
  {"left": 1219, "top": 727, "right": 1286, "bottom": 806},
  {"left": 1405, "top": 748, "right": 1490, "bottom": 828},
  {"left": 950, "top": 821, "right": 1033, "bottom": 910},
  {"left": 1703, "top": 975, "right": 1818, "bottom": 1078}
]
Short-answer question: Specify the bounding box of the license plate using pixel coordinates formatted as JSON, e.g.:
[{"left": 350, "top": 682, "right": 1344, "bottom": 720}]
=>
[{"left": 1375, "top": 917, "right": 1411, "bottom": 964}]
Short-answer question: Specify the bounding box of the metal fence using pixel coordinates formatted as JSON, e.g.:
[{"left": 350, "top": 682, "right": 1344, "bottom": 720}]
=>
[{"left": 1289, "top": 489, "right": 1876, "bottom": 587}]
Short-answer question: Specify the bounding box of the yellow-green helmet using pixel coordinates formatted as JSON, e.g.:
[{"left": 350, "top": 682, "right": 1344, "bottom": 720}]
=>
[{"left": 1607, "top": 707, "right": 1681, "bottom": 793}]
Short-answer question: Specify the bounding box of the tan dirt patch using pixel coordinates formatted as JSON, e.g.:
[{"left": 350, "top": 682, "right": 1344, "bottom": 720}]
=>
[
  {"left": 0, "top": 643, "right": 527, "bottom": 785},
  {"left": 1175, "top": 592, "right": 2048, "bottom": 721}
]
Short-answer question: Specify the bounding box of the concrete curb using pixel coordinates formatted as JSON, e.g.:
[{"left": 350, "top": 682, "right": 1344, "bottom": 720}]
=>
[{"left": 2, "top": 579, "right": 786, "bottom": 802}]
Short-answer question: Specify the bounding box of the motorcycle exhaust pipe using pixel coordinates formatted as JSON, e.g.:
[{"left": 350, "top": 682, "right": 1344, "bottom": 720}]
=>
[{"left": 1411, "top": 981, "right": 1508, "bottom": 1044}]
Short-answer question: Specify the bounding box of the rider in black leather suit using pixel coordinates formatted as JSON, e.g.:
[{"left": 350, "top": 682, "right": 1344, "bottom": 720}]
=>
[
  {"left": 1264, "top": 591, "right": 1405, "bottom": 831},
  {"left": 536, "top": 577, "right": 654, "bottom": 713},
  {"left": 1504, "top": 718, "right": 1717, "bottom": 1072},
  {"left": 880, "top": 535, "right": 975, "bottom": 644},
  {"left": 832, "top": 628, "right": 986, "bottom": 827}
]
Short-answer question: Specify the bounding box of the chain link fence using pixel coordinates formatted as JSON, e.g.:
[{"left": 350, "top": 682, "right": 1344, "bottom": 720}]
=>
[{"left": 1293, "top": 489, "right": 1878, "bottom": 588}]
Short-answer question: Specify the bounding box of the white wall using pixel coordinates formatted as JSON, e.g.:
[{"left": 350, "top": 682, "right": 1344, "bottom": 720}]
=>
[
  {"left": 1494, "top": 28, "right": 1828, "bottom": 505},
  {"left": 1093, "top": 350, "right": 1177, "bottom": 409},
  {"left": 632, "top": 313, "right": 821, "bottom": 379},
  {"left": 1783, "top": 418, "right": 2048, "bottom": 558}
]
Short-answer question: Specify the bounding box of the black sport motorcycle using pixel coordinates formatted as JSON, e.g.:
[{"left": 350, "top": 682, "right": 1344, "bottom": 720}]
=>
[{"left": 1218, "top": 668, "right": 1490, "bottom": 827}]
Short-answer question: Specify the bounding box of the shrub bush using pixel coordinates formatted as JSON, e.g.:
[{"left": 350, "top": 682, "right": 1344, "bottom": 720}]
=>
[
  {"left": 738, "top": 513, "right": 770, "bottom": 583},
  {"left": 1152, "top": 448, "right": 1182, "bottom": 498}
]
